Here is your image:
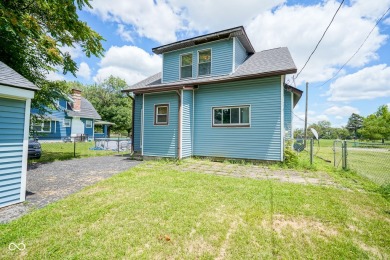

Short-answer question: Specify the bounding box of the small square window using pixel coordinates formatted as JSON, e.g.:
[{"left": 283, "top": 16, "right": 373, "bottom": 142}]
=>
[
  {"left": 85, "top": 120, "right": 93, "bottom": 128},
  {"left": 155, "top": 104, "right": 169, "bottom": 125},
  {"left": 63, "top": 119, "right": 71, "bottom": 127}
]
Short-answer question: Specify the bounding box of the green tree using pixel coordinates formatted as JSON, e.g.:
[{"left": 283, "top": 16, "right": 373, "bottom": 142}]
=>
[
  {"left": 0, "top": 0, "right": 104, "bottom": 112},
  {"left": 77, "top": 76, "right": 132, "bottom": 135},
  {"left": 346, "top": 113, "right": 364, "bottom": 139},
  {"left": 359, "top": 105, "right": 390, "bottom": 142}
]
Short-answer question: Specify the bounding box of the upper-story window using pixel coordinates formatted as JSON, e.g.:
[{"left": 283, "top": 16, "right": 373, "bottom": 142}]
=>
[
  {"left": 198, "top": 49, "right": 211, "bottom": 76},
  {"left": 180, "top": 53, "right": 192, "bottom": 79}
]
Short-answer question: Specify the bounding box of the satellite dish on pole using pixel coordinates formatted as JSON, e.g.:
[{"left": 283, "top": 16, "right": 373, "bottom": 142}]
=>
[{"left": 310, "top": 128, "right": 319, "bottom": 140}]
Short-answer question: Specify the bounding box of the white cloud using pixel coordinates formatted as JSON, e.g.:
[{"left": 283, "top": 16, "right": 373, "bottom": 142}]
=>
[
  {"left": 335, "top": 116, "right": 343, "bottom": 120},
  {"left": 88, "top": 0, "right": 181, "bottom": 44},
  {"left": 327, "top": 64, "right": 390, "bottom": 101},
  {"left": 246, "top": 0, "right": 389, "bottom": 85},
  {"left": 46, "top": 70, "right": 65, "bottom": 81},
  {"left": 117, "top": 24, "right": 133, "bottom": 42},
  {"left": 324, "top": 106, "right": 359, "bottom": 117},
  {"left": 384, "top": 17, "right": 390, "bottom": 26},
  {"left": 76, "top": 62, "right": 91, "bottom": 80},
  {"left": 94, "top": 45, "right": 161, "bottom": 85},
  {"left": 59, "top": 44, "right": 83, "bottom": 59}
]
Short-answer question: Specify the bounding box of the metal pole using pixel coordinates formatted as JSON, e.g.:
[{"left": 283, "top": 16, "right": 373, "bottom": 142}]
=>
[
  {"left": 344, "top": 141, "right": 348, "bottom": 169},
  {"left": 118, "top": 135, "right": 120, "bottom": 153},
  {"left": 73, "top": 140, "right": 76, "bottom": 158},
  {"left": 310, "top": 138, "right": 313, "bottom": 165},
  {"left": 304, "top": 82, "right": 309, "bottom": 148},
  {"left": 333, "top": 141, "right": 336, "bottom": 167}
]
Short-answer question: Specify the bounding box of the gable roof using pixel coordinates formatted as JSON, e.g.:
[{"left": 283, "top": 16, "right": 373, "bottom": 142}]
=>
[
  {"left": 152, "top": 26, "right": 255, "bottom": 55},
  {"left": 284, "top": 83, "right": 303, "bottom": 107},
  {"left": 124, "top": 47, "right": 297, "bottom": 93},
  {"left": 66, "top": 97, "right": 101, "bottom": 120},
  {"left": 0, "top": 61, "right": 39, "bottom": 91}
]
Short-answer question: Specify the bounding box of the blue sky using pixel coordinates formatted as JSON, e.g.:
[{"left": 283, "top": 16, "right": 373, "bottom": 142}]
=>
[{"left": 51, "top": 0, "right": 390, "bottom": 129}]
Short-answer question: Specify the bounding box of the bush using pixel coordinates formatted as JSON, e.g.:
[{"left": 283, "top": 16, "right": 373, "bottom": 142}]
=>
[{"left": 284, "top": 141, "right": 299, "bottom": 167}]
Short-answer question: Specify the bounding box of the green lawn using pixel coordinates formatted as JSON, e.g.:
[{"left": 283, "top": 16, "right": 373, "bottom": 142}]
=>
[
  {"left": 1, "top": 161, "right": 389, "bottom": 259},
  {"left": 31, "top": 142, "right": 128, "bottom": 163},
  {"left": 302, "top": 139, "right": 390, "bottom": 185}
]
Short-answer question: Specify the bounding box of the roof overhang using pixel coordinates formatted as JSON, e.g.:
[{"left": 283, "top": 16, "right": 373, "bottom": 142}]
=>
[
  {"left": 124, "top": 68, "right": 297, "bottom": 94},
  {"left": 284, "top": 83, "right": 303, "bottom": 107},
  {"left": 152, "top": 26, "right": 255, "bottom": 55}
]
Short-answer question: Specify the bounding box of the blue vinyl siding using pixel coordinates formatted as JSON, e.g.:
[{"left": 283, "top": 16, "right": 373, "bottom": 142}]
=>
[
  {"left": 182, "top": 90, "right": 193, "bottom": 158},
  {"left": 143, "top": 92, "right": 178, "bottom": 157},
  {"left": 234, "top": 38, "right": 248, "bottom": 70},
  {"left": 162, "top": 39, "right": 234, "bottom": 83},
  {"left": 81, "top": 118, "right": 94, "bottom": 139},
  {"left": 284, "top": 90, "right": 293, "bottom": 139},
  {"left": 194, "top": 76, "right": 283, "bottom": 161},
  {"left": 133, "top": 94, "right": 142, "bottom": 152},
  {"left": 0, "top": 97, "right": 25, "bottom": 207}
]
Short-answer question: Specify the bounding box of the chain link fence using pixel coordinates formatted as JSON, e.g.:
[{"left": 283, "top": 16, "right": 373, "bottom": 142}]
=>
[
  {"left": 28, "top": 138, "right": 131, "bottom": 163},
  {"left": 292, "top": 138, "right": 390, "bottom": 185}
]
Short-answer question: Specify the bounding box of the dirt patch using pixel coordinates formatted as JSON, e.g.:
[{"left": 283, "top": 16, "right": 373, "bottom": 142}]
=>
[
  {"left": 263, "top": 214, "right": 338, "bottom": 239},
  {"left": 185, "top": 237, "right": 214, "bottom": 256},
  {"left": 355, "top": 240, "right": 386, "bottom": 259}
]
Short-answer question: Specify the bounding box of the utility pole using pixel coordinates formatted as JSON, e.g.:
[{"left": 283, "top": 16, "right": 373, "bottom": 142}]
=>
[{"left": 304, "top": 82, "right": 309, "bottom": 148}]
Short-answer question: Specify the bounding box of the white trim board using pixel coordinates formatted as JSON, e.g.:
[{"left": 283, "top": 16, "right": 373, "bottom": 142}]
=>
[
  {"left": 0, "top": 84, "right": 35, "bottom": 99},
  {"left": 20, "top": 98, "right": 31, "bottom": 202}
]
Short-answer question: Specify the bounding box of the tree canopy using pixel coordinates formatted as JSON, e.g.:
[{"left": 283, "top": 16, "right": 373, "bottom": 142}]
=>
[
  {"left": 70, "top": 76, "right": 132, "bottom": 134},
  {"left": 359, "top": 105, "right": 390, "bottom": 142},
  {"left": 0, "top": 0, "right": 104, "bottom": 110},
  {"left": 346, "top": 113, "right": 364, "bottom": 138}
]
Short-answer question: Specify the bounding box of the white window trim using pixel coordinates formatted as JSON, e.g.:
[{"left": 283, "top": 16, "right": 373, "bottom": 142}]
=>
[
  {"left": 179, "top": 52, "right": 193, "bottom": 79},
  {"left": 63, "top": 118, "right": 71, "bottom": 127},
  {"left": 211, "top": 105, "right": 251, "bottom": 127},
  {"left": 33, "top": 120, "right": 51, "bottom": 133},
  {"left": 197, "top": 48, "right": 212, "bottom": 77},
  {"left": 154, "top": 104, "right": 170, "bottom": 126},
  {"left": 85, "top": 120, "right": 93, "bottom": 128}
]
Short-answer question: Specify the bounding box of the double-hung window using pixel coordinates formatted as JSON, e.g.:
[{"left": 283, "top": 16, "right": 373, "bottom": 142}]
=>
[
  {"left": 213, "top": 106, "right": 250, "bottom": 127},
  {"left": 198, "top": 49, "right": 211, "bottom": 76},
  {"left": 63, "top": 119, "right": 71, "bottom": 127},
  {"left": 180, "top": 53, "right": 192, "bottom": 79},
  {"left": 85, "top": 120, "right": 93, "bottom": 128},
  {"left": 155, "top": 104, "right": 169, "bottom": 125},
  {"left": 33, "top": 120, "right": 51, "bottom": 132}
]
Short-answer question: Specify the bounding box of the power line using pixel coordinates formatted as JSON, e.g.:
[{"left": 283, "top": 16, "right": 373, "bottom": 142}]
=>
[
  {"left": 295, "top": 0, "right": 345, "bottom": 80},
  {"left": 293, "top": 111, "right": 305, "bottom": 122},
  {"left": 316, "top": 6, "right": 390, "bottom": 88}
]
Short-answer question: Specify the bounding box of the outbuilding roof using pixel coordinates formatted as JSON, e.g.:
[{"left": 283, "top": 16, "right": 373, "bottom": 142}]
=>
[
  {"left": 152, "top": 26, "right": 255, "bottom": 55},
  {"left": 66, "top": 97, "right": 101, "bottom": 120},
  {"left": 0, "top": 61, "right": 39, "bottom": 91},
  {"left": 124, "top": 47, "right": 297, "bottom": 93}
]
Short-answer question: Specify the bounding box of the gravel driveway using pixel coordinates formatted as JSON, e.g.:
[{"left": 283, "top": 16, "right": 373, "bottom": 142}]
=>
[{"left": 0, "top": 156, "right": 140, "bottom": 223}]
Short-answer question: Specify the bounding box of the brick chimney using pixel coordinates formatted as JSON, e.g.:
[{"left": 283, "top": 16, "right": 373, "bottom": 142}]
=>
[{"left": 71, "top": 89, "right": 82, "bottom": 111}]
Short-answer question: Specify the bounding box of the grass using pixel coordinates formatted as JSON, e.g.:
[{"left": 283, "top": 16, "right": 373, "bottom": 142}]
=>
[
  {"left": 296, "top": 139, "right": 390, "bottom": 186},
  {"left": 1, "top": 160, "right": 389, "bottom": 259},
  {"left": 30, "top": 142, "right": 127, "bottom": 163}
]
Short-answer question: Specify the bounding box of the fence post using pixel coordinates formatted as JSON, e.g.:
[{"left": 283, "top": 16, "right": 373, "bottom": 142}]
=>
[
  {"left": 342, "top": 140, "right": 348, "bottom": 170},
  {"left": 310, "top": 138, "right": 314, "bottom": 165},
  {"left": 74, "top": 140, "right": 76, "bottom": 158},
  {"left": 118, "top": 136, "right": 120, "bottom": 153},
  {"left": 333, "top": 141, "right": 336, "bottom": 167}
]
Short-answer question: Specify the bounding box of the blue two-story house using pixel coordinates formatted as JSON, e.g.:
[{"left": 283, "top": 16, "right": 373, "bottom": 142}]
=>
[
  {"left": 124, "top": 26, "right": 302, "bottom": 161},
  {"left": 31, "top": 89, "right": 101, "bottom": 141}
]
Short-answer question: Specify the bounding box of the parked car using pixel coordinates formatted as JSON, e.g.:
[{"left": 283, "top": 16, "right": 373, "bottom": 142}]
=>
[{"left": 28, "top": 139, "right": 41, "bottom": 159}]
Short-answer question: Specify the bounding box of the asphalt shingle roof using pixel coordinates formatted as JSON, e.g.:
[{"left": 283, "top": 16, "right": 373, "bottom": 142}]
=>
[
  {"left": 125, "top": 47, "right": 297, "bottom": 92},
  {"left": 0, "top": 61, "right": 39, "bottom": 91},
  {"left": 66, "top": 97, "right": 101, "bottom": 120}
]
